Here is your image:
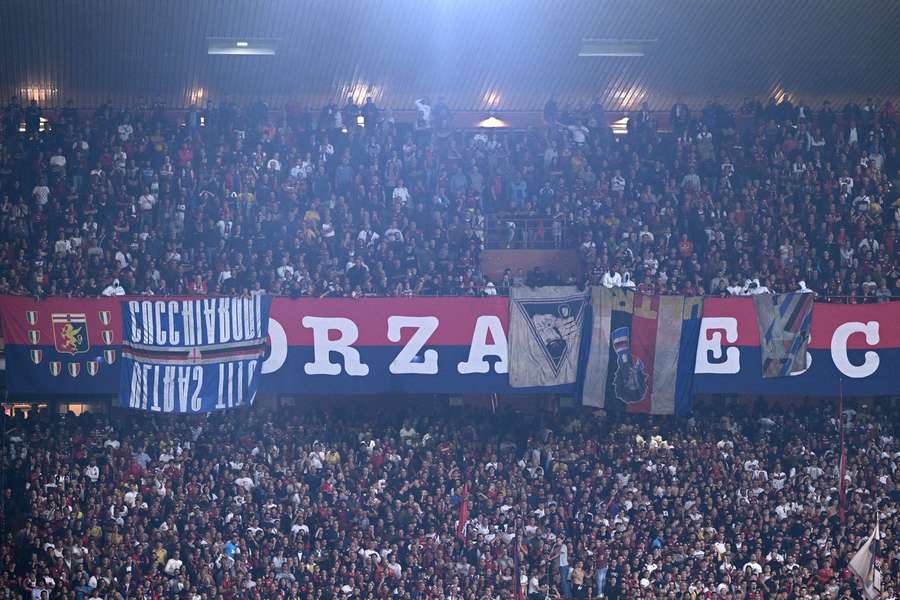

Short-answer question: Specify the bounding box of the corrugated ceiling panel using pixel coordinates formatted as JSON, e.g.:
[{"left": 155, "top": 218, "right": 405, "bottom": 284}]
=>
[{"left": 0, "top": 0, "right": 897, "bottom": 111}]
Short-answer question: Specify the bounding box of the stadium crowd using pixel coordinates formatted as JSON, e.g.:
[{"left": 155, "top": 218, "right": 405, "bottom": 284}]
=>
[
  {"left": 0, "top": 95, "right": 899, "bottom": 300},
  {"left": 0, "top": 398, "right": 896, "bottom": 599}
]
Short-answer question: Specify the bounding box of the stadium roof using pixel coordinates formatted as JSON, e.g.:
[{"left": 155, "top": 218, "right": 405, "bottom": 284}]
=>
[{"left": 1, "top": 0, "right": 898, "bottom": 110}]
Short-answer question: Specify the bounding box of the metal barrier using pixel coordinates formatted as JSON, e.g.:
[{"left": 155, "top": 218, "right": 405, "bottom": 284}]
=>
[{"left": 484, "top": 216, "right": 574, "bottom": 249}]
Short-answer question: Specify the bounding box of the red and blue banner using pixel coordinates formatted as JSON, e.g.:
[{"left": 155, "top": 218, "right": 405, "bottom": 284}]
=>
[
  {"left": 0, "top": 297, "right": 123, "bottom": 394},
  {"left": 581, "top": 290, "right": 703, "bottom": 415},
  {"left": 0, "top": 296, "right": 520, "bottom": 396},
  {"left": 1, "top": 294, "right": 898, "bottom": 399},
  {"left": 258, "top": 297, "right": 519, "bottom": 394},
  {"left": 693, "top": 298, "right": 899, "bottom": 395}
]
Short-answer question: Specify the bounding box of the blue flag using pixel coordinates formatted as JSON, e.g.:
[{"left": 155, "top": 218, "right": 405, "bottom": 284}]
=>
[{"left": 119, "top": 296, "right": 271, "bottom": 413}]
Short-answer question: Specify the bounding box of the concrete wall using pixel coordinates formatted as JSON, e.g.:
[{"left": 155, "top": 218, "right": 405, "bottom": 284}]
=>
[{"left": 481, "top": 249, "right": 582, "bottom": 282}]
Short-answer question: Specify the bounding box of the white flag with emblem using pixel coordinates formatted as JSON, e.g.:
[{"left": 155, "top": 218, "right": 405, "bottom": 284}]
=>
[
  {"left": 849, "top": 520, "right": 882, "bottom": 599},
  {"left": 509, "top": 286, "right": 587, "bottom": 388}
]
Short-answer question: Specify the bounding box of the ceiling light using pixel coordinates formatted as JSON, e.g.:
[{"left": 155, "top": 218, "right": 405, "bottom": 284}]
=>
[
  {"left": 478, "top": 115, "right": 507, "bottom": 129},
  {"left": 208, "top": 38, "right": 278, "bottom": 56},
  {"left": 579, "top": 39, "right": 656, "bottom": 58}
]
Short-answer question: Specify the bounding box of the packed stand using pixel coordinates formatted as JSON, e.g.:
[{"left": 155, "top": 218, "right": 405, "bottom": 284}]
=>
[
  {"left": 0, "top": 94, "right": 899, "bottom": 300},
  {"left": 0, "top": 399, "right": 897, "bottom": 599},
  {"left": 545, "top": 97, "right": 900, "bottom": 301}
]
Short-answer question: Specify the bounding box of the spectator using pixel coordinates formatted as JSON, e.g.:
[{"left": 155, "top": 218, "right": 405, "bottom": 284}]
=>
[
  {"left": 0, "top": 95, "right": 897, "bottom": 302},
  {"left": 0, "top": 398, "right": 897, "bottom": 598}
]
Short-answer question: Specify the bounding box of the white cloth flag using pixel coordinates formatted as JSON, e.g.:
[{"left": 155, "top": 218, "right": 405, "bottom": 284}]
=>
[
  {"left": 508, "top": 286, "right": 588, "bottom": 388},
  {"left": 849, "top": 521, "right": 882, "bottom": 599}
]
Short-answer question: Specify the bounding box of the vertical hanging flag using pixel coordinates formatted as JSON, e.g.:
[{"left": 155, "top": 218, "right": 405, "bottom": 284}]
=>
[
  {"left": 508, "top": 286, "right": 588, "bottom": 388},
  {"left": 838, "top": 380, "right": 847, "bottom": 523},
  {"left": 513, "top": 529, "right": 524, "bottom": 600},
  {"left": 119, "top": 297, "right": 271, "bottom": 413},
  {"left": 582, "top": 288, "right": 702, "bottom": 414},
  {"left": 753, "top": 292, "right": 814, "bottom": 377},
  {"left": 456, "top": 483, "right": 470, "bottom": 541}
]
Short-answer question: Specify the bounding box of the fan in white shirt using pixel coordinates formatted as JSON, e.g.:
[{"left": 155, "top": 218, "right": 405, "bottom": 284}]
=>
[
  {"left": 602, "top": 271, "right": 623, "bottom": 288},
  {"left": 357, "top": 229, "right": 380, "bottom": 246},
  {"left": 567, "top": 124, "right": 589, "bottom": 144},
  {"left": 54, "top": 237, "right": 72, "bottom": 256},
  {"left": 117, "top": 122, "right": 134, "bottom": 142},
  {"left": 384, "top": 226, "right": 404, "bottom": 243},
  {"left": 414, "top": 98, "right": 432, "bottom": 127},
  {"left": 102, "top": 279, "right": 125, "bottom": 296},
  {"left": 49, "top": 153, "right": 66, "bottom": 169},
  {"left": 84, "top": 464, "right": 100, "bottom": 482},
  {"left": 392, "top": 183, "right": 410, "bottom": 206},
  {"left": 276, "top": 263, "right": 295, "bottom": 281},
  {"left": 235, "top": 476, "right": 255, "bottom": 492},
  {"left": 33, "top": 184, "right": 50, "bottom": 206},
  {"left": 164, "top": 557, "right": 183, "bottom": 575},
  {"left": 138, "top": 192, "right": 156, "bottom": 211},
  {"left": 386, "top": 559, "right": 402, "bottom": 578}
]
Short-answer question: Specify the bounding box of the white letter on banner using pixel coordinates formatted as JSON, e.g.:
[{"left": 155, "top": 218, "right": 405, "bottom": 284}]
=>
[
  {"left": 191, "top": 366, "right": 203, "bottom": 412},
  {"left": 831, "top": 321, "right": 880, "bottom": 379},
  {"left": 236, "top": 361, "right": 244, "bottom": 407},
  {"left": 203, "top": 300, "right": 216, "bottom": 345},
  {"left": 167, "top": 301, "right": 180, "bottom": 345},
  {"left": 457, "top": 316, "right": 508, "bottom": 374},
  {"left": 130, "top": 365, "right": 141, "bottom": 408},
  {"left": 694, "top": 317, "right": 740, "bottom": 374},
  {"left": 154, "top": 302, "right": 166, "bottom": 345},
  {"left": 128, "top": 301, "right": 141, "bottom": 343},
  {"left": 162, "top": 366, "right": 175, "bottom": 412},
  {"left": 226, "top": 362, "right": 234, "bottom": 407},
  {"left": 141, "top": 364, "right": 152, "bottom": 410},
  {"left": 244, "top": 297, "right": 255, "bottom": 339},
  {"left": 182, "top": 301, "right": 194, "bottom": 346},
  {"left": 302, "top": 316, "right": 370, "bottom": 376},
  {"left": 216, "top": 364, "right": 226, "bottom": 409},
  {"left": 150, "top": 365, "right": 161, "bottom": 412},
  {"left": 218, "top": 300, "right": 231, "bottom": 344},
  {"left": 141, "top": 300, "right": 154, "bottom": 344},
  {"left": 231, "top": 298, "right": 244, "bottom": 342},
  {"left": 177, "top": 366, "right": 191, "bottom": 413},
  {"left": 247, "top": 359, "right": 258, "bottom": 406},
  {"left": 261, "top": 318, "right": 287, "bottom": 374},
  {"left": 388, "top": 316, "right": 439, "bottom": 374}
]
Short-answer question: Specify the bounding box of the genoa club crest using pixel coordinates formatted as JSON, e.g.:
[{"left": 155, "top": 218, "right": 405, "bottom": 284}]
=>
[
  {"left": 104, "top": 349, "right": 117, "bottom": 364},
  {"left": 52, "top": 313, "right": 90, "bottom": 355},
  {"left": 28, "top": 330, "right": 40, "bottom": 344},
  {"left": 30, "top": 349, "right": 43, "bottom": 364},
  {"left": 67, "top": 362, "right": 81, "bottom": 377},
  {"left": 87, "top": 361, "right": 100, "bottom": 376},
  {"left": 49, "top": 361, "right": 62, "bottom": 376}
]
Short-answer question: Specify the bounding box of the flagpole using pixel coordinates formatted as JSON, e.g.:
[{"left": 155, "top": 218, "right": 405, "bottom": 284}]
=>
[
  {"left": 838, "top": 378, "right": 846, "bottom": 524},
  {"left": 513, "top": 524, "right": 524, "bottom": 600}
]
